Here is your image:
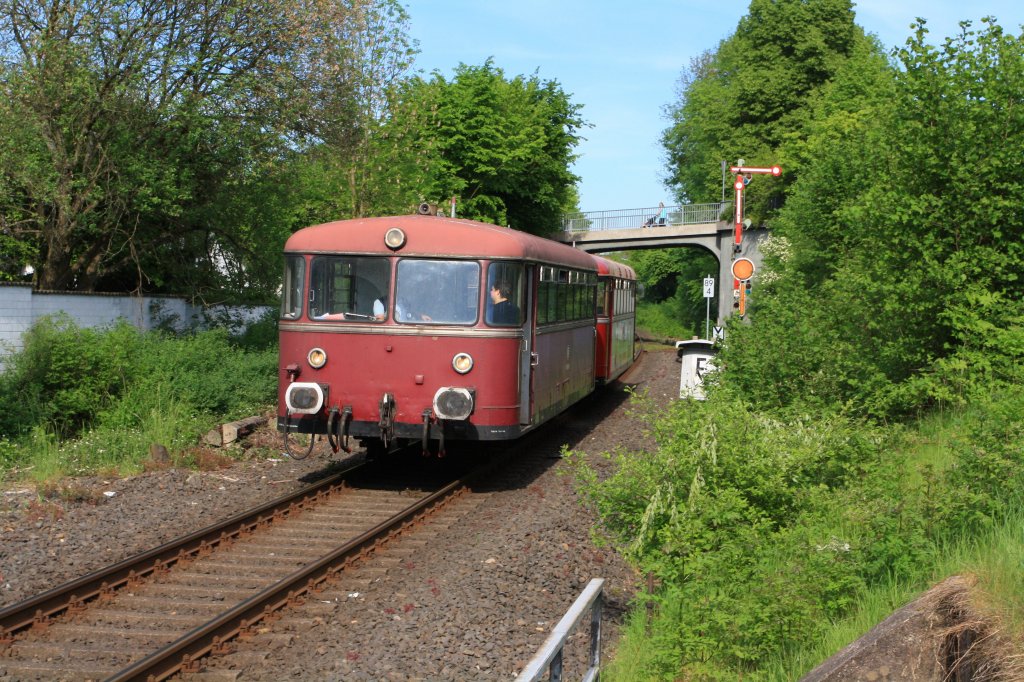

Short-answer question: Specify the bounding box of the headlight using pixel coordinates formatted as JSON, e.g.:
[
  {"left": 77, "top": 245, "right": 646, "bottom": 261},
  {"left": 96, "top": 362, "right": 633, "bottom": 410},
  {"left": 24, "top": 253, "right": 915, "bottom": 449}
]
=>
[
  {"left": 452, "top": 352, "right": 474, "bottom": 374},
  {"left": 384, "top": 227, "right": 406, "bottom": 250},
  {"left": 308, "top": 347, "right": 327, "bottom": 368},
  {"left": 433, "top": 387, "right": 474, "bottom": 420},
  {"left": 285, "top": 382, "right": 325, "bottom": 414}
]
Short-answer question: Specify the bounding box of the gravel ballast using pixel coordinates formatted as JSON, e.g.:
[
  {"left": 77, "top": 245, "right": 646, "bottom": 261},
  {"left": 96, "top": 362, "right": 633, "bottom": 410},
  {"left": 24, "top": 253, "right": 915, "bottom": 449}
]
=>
[{"left": 1, "top": 347, "right": 682, "bottom": 680}]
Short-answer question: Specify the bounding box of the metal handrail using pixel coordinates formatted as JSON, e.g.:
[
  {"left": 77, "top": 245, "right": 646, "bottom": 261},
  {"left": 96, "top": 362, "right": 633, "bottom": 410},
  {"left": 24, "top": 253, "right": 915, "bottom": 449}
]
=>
[
  {"left": 516, "top": 578, "right": 605, "bottom": 682},
  {"left": 561, "top": 203, "right": 729, "bottom": 232}
]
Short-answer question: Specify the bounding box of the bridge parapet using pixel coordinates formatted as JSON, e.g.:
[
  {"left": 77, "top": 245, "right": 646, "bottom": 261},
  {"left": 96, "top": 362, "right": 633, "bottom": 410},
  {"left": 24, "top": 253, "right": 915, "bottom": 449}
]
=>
[{"left": 561, "top": 202, "right": 729, "bottom": 232}]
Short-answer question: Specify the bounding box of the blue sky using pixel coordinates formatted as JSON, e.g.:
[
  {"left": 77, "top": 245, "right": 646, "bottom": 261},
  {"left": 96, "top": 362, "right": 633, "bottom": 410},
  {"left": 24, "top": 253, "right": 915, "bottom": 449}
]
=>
[{"left": 405, "top": 1, "right": 1024, "bottom": 213}]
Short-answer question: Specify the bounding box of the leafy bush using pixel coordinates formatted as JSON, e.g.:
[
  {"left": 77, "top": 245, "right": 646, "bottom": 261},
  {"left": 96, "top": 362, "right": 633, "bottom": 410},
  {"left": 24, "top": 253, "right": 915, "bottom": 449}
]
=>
[
  {"left": 937, "top": 385, "right": 1024, "bottom": 536},
  {"left": 0, "top": 316, "right": 278, "bottom": 479},
  {"left": 98, "top": 328, "right": 276, "bottom": 422},
  {"left": 568, "top": 393, "right": 938, "bottom": 677},
  {"left": 0, "top": 315, "right": 144, "bottom": 439},
  {"left": 579, "top": 383, "right": 1024, "bottom": 679},
  {"left": 636, "top": 300, "right": 702, "bottom": 341},
  {"left": 231, "top": 309, "right": 279, "bottom": 350}
]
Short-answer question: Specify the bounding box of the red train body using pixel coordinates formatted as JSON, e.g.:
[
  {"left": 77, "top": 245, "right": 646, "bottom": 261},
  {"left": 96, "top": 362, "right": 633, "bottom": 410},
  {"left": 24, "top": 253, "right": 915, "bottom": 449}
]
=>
[{"left": 277, "top": 214, "right": 636, "bottom": 455}]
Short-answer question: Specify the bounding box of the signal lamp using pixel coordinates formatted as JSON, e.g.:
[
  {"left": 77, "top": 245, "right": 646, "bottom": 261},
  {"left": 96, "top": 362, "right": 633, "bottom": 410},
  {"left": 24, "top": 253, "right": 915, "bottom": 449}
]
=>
[
  {"left": 433, "top": 387, "right": 474, "bottom": 420},
  {"left": 285, "top": 382, "right": 325, "bottom": 414}
]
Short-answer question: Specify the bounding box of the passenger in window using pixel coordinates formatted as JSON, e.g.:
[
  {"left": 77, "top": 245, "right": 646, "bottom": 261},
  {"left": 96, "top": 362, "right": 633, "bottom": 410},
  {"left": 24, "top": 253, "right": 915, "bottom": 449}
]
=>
[
  {"left": 394, "top": 298, "right": 432, "bottom": 322},
  {"left": 488, "top": 283, "right": 520, "bottom": 325}
]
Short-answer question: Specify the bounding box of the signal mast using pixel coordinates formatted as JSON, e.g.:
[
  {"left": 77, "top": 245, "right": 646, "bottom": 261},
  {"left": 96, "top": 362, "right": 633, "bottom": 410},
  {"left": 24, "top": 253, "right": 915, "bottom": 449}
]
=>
[{"left": 728, "top": 161, "right": 780, "bottom": 317}]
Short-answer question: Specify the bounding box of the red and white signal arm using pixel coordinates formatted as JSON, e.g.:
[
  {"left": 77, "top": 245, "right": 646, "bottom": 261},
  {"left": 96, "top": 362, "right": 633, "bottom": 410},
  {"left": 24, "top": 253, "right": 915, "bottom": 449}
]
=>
[
  {"left": 730, "top": 165, "right": 782, "bottom": 176},
  {"left": 731, "top": 257, "right": 755, "bottom": 282}
]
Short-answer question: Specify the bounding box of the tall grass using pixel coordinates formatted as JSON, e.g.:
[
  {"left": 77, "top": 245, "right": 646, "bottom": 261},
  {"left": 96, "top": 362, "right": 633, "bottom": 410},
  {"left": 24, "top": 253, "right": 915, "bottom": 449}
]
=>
[
  {"left": 940, "top": 507, "right": 1024, "bottom": 639},
  {"left": 23, "top": 426, "right": 65, "bottom": 483}
]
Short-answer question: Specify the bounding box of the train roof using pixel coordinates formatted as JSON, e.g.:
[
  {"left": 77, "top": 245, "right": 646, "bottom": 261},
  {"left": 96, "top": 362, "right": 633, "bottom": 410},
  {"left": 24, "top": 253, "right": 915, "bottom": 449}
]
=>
[
  {"left": 285, "top": 215, "right": 597, "bottom": 271},
  {"left": 592, "top": 254, "right": 637, "bottom": 280}
]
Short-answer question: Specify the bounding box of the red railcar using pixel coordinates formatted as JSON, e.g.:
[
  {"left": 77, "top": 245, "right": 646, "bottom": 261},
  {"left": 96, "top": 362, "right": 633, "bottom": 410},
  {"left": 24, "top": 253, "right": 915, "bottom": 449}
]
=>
[
  {"left": 593, "top": 255, "right": 637, "bottom": 383},
  {"left": 277, "top": 214, "right": 636, "bottom": 456}
]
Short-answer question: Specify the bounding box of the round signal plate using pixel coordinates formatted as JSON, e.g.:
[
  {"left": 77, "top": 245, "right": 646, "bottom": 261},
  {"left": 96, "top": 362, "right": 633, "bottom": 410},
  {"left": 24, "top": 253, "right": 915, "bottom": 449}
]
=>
[{"left": 731, "top": 258, "right": 755, "bottom": 282}]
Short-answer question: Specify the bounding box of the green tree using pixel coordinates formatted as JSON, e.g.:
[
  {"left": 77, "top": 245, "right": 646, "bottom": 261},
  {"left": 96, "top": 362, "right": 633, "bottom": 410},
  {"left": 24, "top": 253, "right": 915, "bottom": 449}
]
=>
[
  {"left": 627, "top": 247, "right": 719, "bottom": 338},
  {"left": 0, "top": 0, "right": 413, "bottom": 298},
  {"left": 661, "top": 0, "right": 873, "bottom": 219},
  {"left": 375, "top": 61, "right": 586, "bottom": 234},
  {"left": 723, "top": 18, "right": 1024, "bottom": 417}
]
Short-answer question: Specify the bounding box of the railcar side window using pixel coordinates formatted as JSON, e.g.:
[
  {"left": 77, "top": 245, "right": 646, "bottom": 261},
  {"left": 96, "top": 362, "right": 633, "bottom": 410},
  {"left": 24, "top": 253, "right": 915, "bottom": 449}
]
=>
[
  {"left": 486, "top": 262, "right": 524, "bottom": 327},
  {"left": 308, "top": 256, "right": 390, "bottom": 322},
  {"left": 396, "top": 259, "right": 480, "bottom": 324},
  {"left": 556, "top": 269, "right": 569, "bottom": 321},
  {"left": 536, "top": 267, "right": 596, "bottom": 326},
  {"left": 281, "top": 255, "right": 305, "bottom": 319}
]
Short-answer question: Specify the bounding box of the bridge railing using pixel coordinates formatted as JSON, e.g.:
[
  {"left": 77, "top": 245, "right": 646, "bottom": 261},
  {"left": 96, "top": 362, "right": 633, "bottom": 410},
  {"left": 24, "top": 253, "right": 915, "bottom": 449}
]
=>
[{"left": 561, "top": 202, "right": 729, "bottom": 232}]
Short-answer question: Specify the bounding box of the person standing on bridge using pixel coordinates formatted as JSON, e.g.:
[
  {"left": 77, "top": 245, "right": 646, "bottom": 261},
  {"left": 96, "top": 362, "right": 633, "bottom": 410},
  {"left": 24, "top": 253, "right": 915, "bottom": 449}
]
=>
[{"left": 643, "top": 202, "right": 667, "bottom": 227}]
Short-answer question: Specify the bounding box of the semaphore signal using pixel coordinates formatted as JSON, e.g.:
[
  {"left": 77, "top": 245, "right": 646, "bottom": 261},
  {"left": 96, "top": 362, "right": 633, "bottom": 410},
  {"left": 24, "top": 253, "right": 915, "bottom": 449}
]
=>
[{"left": 729, "top": 161, "right": 781, "bottom": 317}]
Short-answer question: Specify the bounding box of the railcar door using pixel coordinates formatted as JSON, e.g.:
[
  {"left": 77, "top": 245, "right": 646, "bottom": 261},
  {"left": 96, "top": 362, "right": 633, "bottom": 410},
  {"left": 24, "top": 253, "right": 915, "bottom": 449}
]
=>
[{"left": 519, "top": 265, "right": 535, "bottom": 425}]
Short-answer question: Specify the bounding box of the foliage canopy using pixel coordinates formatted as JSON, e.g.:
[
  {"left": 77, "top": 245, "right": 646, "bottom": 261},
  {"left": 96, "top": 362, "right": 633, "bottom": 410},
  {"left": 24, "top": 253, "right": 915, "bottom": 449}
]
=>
[{"left": 0, "top": 1, "right": 585, "bottom": 296}]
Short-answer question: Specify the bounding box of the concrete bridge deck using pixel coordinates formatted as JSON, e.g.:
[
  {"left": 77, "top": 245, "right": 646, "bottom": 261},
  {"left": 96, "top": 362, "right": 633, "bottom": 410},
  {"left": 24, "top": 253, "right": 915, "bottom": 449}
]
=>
[
  {"left": 555, "top": 202, "right": 764, "bottom": 322},
  {"left": 557, "top": 219, "right": 726, "bottom": 253}
]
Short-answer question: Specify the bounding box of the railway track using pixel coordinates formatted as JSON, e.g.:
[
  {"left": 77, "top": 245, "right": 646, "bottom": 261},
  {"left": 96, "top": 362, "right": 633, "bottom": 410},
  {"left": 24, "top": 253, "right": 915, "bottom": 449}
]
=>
[{"left": 0, "top": 455, "right": 487, "bottom": 681}]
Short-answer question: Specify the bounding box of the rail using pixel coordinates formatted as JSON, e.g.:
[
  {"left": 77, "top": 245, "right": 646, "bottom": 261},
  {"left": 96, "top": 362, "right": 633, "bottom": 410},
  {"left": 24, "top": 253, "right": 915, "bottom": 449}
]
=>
[
  {"left": 516, "top": 577, "right": 605, "bottom": 682},
  {"left": 561, "top": 202, "right": 728, "bottom": 232},
  {"left": 0, "top": 456, "right": 478, "bottom": 681}
]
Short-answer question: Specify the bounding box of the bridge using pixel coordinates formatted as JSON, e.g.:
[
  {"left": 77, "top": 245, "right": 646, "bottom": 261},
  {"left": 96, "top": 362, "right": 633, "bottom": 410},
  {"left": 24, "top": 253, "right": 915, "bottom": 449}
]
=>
[{"left": 555, "top": 202, "right": 767, "bottom": 323}]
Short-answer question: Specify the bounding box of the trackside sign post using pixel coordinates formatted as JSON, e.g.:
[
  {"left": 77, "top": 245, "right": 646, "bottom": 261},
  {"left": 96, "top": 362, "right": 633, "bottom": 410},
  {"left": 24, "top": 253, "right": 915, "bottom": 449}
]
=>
[{"left": 703, "top": 275, "right": 714, "bottom": 339}]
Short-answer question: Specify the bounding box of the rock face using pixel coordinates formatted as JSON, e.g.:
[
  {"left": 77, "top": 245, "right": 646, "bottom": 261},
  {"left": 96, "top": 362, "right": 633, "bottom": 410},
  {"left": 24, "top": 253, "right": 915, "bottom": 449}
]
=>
[
  {"left": 801, "top": 575, "right": 1022, "bottom": 682},
  {"left": 800, "top": 595, "right": 947, "bottom": 681}
]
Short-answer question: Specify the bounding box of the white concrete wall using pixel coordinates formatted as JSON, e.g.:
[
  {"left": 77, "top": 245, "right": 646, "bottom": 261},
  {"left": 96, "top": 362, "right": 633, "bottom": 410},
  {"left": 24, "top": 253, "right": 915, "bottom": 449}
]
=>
[
  {"left": 0, "top": 285, "right": 33, "bottom": 366},
  {"left": 0, "top": 283, "right": 272, "bottom": 369}
]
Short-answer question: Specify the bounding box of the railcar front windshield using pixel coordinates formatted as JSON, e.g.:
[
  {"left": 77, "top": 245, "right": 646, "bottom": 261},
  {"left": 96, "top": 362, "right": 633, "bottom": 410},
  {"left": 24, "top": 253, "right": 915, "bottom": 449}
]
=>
[
  {"left": 395, "top": 259, "right": 480, "bottom": 324},
  {"left": 308, "top": 256, "right": 390, "bottom": 322}
]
